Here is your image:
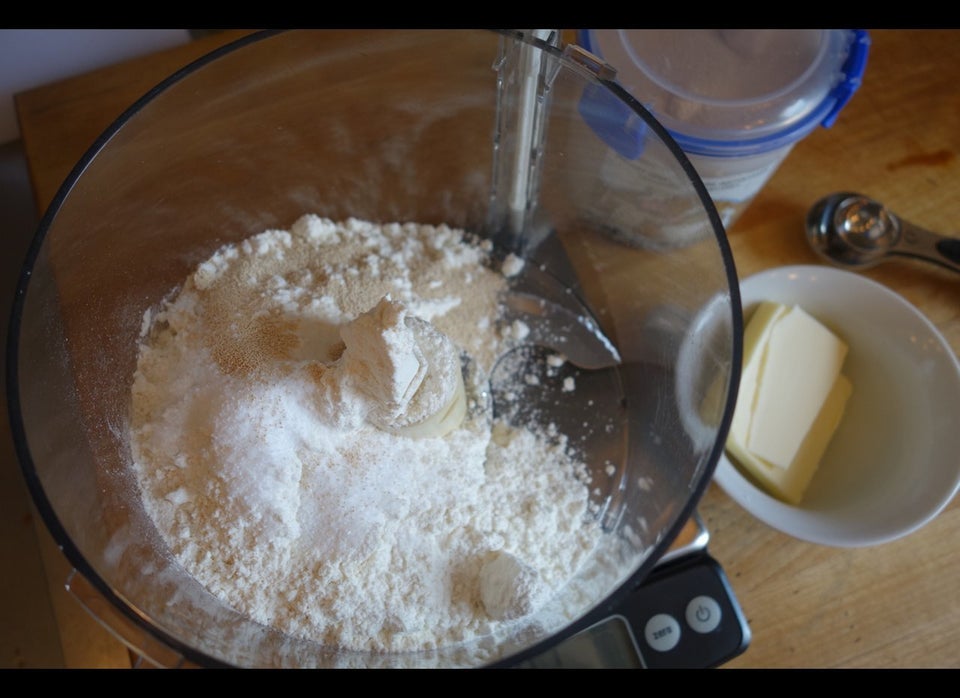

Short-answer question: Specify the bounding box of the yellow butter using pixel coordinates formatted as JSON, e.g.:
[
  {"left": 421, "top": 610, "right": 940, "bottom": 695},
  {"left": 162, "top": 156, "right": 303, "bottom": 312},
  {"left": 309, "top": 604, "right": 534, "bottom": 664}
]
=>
[
  {"left": 726, "top": 301, "right": 852, "bottom": 505},
  {"left": 727, "top": 302, "right": 789, "bottom": 460},
  {"left": 728, "top": 373, "right": 852, "bottom": 505}
]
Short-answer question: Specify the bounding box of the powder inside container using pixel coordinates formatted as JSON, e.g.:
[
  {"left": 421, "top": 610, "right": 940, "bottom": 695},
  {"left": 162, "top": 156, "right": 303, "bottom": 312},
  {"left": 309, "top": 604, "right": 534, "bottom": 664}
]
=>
[{"left": 129, "top": 215, "right": 604, "bottom": 654}]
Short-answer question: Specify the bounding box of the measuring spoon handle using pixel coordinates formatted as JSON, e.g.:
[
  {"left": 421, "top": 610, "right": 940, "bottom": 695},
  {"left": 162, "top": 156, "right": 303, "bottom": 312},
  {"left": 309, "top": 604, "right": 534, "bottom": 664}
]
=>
[{"left": 892, "top": 215, "right": 960, "bottom": 273}]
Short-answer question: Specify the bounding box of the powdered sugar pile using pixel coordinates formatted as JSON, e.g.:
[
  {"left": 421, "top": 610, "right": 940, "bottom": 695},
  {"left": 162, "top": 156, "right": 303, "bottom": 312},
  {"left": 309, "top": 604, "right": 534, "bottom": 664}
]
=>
[{"left": 128, "top": 215, "right": 603, "bottom": 655}]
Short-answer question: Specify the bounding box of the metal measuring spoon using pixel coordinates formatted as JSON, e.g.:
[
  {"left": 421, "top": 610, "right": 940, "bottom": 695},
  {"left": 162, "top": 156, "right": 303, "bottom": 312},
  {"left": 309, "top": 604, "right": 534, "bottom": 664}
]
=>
[{"left": 806, "top": 192, "right": 960, "bottom": 274}]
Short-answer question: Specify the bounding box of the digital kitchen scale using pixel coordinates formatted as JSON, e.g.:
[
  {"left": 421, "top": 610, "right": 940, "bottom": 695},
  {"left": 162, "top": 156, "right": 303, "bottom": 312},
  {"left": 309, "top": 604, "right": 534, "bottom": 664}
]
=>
[{"left": 519, "top": 512, "right": 751, "bottom": 668}]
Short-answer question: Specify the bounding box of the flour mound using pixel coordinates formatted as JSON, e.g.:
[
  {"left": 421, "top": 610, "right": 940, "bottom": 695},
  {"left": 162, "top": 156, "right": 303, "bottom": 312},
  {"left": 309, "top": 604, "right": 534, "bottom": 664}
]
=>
[
  {"left": 337, "top": 296, "right": 466, "bottom": 437},
  {"left": 129, "top": 215, "right": 602, "bottom": 654},
  {"left": 479, "top": 550, "right": 547, "bottom": 621}
]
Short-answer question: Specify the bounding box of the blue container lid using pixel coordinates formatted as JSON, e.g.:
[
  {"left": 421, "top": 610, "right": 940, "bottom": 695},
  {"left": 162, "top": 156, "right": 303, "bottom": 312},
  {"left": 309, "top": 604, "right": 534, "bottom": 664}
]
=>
[{"left": 579, "top": 29, "right": 869, "bottom": 158}]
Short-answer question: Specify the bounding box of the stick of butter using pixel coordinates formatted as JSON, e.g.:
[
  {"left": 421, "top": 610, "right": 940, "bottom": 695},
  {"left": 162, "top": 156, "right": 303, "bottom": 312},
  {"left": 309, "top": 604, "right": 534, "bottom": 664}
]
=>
[{"left": 726, "top": 301, "right": 852, "bottom": 505}]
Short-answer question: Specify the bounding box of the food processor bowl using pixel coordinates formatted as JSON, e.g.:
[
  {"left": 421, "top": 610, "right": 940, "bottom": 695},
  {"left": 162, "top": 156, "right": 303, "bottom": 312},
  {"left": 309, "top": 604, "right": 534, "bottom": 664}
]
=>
[{"left": 7, "top": 29, "right": 742, "bottom": 668}]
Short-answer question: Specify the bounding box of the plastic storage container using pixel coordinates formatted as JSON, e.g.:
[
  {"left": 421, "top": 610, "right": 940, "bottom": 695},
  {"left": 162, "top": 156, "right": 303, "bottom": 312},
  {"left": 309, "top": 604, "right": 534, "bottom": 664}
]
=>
[{"left": 578, "top": 29, "right": 870, "bottom": 231}]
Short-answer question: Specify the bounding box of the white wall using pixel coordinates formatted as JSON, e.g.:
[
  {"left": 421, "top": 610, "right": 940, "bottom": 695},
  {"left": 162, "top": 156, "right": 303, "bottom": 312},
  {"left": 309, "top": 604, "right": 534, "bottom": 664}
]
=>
[{"left": 0, "top": 29, "right": 193, "bottom": 145}]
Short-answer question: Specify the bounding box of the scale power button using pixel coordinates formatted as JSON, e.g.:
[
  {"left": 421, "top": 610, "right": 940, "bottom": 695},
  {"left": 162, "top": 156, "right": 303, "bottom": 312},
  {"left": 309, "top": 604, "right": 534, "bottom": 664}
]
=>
[{"left": 686, "top": 595, "right": 722, "bottom": 633}]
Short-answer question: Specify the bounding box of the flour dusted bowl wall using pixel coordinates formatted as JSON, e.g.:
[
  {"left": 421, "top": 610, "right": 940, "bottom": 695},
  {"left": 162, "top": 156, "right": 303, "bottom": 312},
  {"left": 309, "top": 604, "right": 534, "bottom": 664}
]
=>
[{"left": 8, "top": 30, "right": 741, "bottom": 667}]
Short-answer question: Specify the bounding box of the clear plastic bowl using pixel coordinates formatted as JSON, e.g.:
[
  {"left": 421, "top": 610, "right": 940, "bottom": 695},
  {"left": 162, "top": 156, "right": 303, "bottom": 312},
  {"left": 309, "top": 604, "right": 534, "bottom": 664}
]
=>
[{"left": 7, "top": 29, "right": 742, "bottom": 668}]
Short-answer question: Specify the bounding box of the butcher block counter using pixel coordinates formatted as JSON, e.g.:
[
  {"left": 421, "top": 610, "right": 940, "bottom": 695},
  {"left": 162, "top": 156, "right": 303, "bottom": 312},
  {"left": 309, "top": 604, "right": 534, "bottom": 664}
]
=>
[{"left": 13, "top": 29, "right": 960, "bottom": 668}]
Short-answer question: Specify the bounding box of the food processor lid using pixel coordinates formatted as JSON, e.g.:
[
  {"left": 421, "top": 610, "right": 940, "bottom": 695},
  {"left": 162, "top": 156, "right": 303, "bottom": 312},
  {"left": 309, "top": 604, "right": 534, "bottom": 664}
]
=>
[{"left": 579, "top": 29, "right": 869, "bottom": 156}]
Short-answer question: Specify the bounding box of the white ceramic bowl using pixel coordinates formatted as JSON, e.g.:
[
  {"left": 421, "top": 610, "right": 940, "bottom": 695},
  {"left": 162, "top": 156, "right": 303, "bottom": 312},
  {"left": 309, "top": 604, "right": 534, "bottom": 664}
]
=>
[{"left": 713, "top": 264, "right": 960, "bottom": 547}]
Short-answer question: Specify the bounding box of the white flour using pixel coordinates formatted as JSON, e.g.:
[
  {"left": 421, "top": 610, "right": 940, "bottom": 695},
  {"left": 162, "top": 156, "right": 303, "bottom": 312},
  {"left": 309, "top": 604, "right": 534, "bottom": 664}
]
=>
[{"left": 129, "top": 215, "right": 603, "bottom": 655}]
